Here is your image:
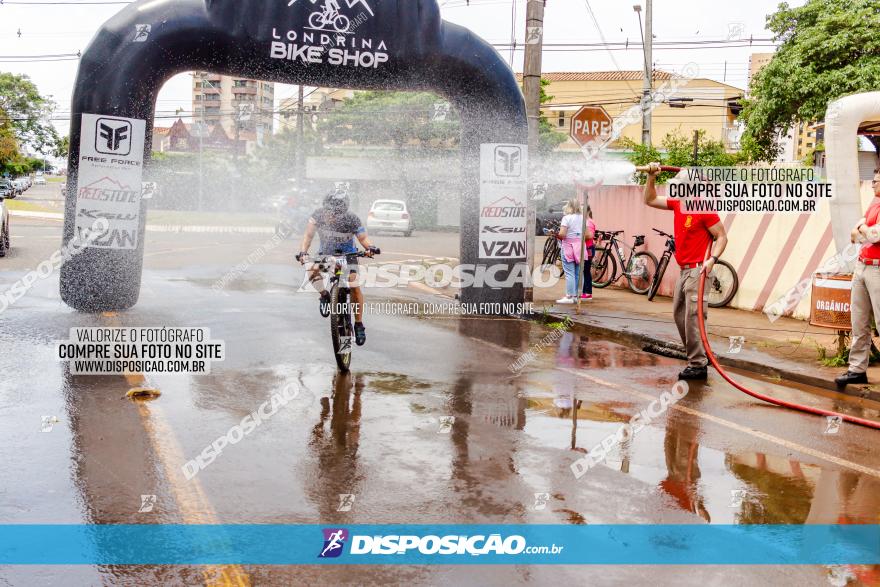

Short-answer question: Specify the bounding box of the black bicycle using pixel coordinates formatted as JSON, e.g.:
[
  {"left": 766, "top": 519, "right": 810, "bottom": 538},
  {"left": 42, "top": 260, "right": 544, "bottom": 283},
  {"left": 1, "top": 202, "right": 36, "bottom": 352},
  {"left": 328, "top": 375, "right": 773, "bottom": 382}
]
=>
[
  {"left": 540, "top": 219, "right": 563, "bottom": 277},
  {"left": 591, "top": 230, "right": 658, "bottom": 294},
  {"left": 304, "top": 248, "right": 379, "bottom": 372},
  {"left": 646, "top": 228, "right": 738, "bottom": 307}
]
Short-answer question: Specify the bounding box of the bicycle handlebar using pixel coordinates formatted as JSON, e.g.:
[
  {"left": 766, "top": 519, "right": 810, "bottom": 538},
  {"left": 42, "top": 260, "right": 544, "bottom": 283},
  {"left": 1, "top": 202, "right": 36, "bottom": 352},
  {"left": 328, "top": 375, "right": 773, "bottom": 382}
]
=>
[{"left": 652, "top": 228, "right": 673, "bottom": 238}]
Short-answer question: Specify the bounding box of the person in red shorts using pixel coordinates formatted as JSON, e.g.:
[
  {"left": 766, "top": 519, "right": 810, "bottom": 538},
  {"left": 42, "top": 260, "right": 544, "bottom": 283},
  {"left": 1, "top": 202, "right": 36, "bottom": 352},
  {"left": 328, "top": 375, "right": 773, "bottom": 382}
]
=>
[
  {"left": 836, "top": 167, "right": 880, "bottom": 387},
  {"left": 644, "top": 163, "right": 728, "bottom": 380}
]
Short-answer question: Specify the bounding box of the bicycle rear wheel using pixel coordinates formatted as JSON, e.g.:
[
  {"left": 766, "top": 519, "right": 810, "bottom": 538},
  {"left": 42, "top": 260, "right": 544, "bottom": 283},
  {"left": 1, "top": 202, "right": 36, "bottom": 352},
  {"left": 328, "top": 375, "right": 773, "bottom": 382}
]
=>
[
  {"left": 647, "top": 254, "right": 670, "bottom": 301},
  {"left": 541, "top": 236, "right": 554, "bottom": 260},
  {"left": 591, "top": 247, "right": 617, "bottom": 288},
  {"left": 627, "top": 251, "right": 658, "bottom": 295},
  {"left": 329, "top": 282, "right": 353, "bottom": 372},
  {"left": 706, "top": 260, "right": 739, "bottom": 308}
]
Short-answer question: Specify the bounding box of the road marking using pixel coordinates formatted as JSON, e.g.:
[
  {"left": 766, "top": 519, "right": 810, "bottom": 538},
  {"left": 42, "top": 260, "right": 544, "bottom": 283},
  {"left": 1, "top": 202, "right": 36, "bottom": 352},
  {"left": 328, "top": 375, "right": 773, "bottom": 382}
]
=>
[
  {"left": 100, "top": 314, "right": 251, "bottom": 586},
  {"left": 561, "top": 368, "right": 880, "bottom": 480},
  {"left": 144, "top": 244, "right": 229, "bottom": 258}
]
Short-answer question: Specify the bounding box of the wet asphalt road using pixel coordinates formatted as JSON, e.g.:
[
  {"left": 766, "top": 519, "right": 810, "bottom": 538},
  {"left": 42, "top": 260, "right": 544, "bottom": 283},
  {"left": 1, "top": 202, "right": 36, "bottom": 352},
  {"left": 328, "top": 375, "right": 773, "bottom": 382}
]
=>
[{"left": 1, "top": 215, "right": 880, "bottom": 585}]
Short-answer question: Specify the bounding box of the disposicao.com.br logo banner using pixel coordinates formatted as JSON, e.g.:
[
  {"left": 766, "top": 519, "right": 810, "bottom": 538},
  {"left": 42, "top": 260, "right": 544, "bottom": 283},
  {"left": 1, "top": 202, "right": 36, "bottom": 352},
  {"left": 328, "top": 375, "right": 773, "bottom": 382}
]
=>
[{"left": 1, "top": 525, "right": 879, "bottom": 565}]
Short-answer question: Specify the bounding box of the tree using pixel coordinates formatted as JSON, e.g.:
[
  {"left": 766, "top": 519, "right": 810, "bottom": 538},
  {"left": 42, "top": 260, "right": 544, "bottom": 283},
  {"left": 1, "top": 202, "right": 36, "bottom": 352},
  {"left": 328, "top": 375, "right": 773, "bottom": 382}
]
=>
[
  {"left": 536, "top": 79, "right": 567, "bottom": 155},
  {"left": 320, "top": 91, "right": 459, "bottom": 150},
  {"left": 53, "top": 135, "right": 70, "bottom": 160},
  {"left": 0, "top": 73, "right": 58, "bottom": 155},
  {"left": 622, "top": 130, "right": 742, "bottom": 184},
  {"left": 739, "top": 0, "right": 880, "bottom": 161}
]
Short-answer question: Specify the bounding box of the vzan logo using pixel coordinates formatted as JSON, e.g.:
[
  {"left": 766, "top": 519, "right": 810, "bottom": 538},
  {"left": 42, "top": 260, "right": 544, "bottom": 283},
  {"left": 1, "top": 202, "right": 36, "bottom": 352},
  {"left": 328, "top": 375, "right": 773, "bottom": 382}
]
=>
[
  {"left": 95, "top": 118, "right": 132, "bottom": 156},
  {"left": 494, "top": 145, "right": 523, "bottom": 177}
]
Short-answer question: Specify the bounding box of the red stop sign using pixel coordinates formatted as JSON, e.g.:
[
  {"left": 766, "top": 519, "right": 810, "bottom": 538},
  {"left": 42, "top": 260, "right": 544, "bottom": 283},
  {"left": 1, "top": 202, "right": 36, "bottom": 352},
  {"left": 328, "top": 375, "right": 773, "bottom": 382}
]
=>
[{"left": 570, "top": 106, "right": 613, "bottom": 147}]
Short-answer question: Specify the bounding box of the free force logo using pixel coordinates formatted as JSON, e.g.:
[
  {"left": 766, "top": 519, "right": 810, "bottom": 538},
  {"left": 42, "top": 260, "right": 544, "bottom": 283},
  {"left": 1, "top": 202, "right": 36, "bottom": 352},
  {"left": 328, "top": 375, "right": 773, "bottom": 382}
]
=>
[
  {"left": 319, "top": 528, "right": 349, "bottom": 558},
  {"left": 494, "top": 145, "right": 523, "bottom": 177},
  {"left": 95, "top": 118, "right": 132, "bottom": 156}
]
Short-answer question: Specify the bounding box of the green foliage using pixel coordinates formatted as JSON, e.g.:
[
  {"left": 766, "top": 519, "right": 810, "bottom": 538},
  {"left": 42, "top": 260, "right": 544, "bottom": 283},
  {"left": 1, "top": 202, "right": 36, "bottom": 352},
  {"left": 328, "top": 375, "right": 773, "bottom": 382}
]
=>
[
  {"left": 621, "top": 130, "right": 743, "bottom": 184},
  {"left": 53, "top": 134, "right": 69, "bottom": 160},
  {"left": 817, "top": 344, "right": 848, "bottom": 368},
  {"left": 739, "top": 0, "right": 880, "bottom": 161},
  {"left": 0, "top": 72, "right": 58, "bottom": 154},
  {"left": 537, "top": 79, "right": 567, "bottom": 155},
  {"left": 321, "top": 91, "right": 459, "bottom": 149}
]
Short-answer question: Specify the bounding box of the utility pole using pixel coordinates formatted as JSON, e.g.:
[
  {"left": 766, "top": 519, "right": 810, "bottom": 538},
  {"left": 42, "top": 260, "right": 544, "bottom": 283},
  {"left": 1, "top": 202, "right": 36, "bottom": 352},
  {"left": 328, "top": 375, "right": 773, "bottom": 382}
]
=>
[
  {"left": 296, "top": 84, "right": 305, "bottom": 180},
  {"left": 692, "top": 130, "right": 699, "bottom": 166},
  {"left": 635, "top": 1, "right": 653, "bottom": 146},
  {"left": 522, "top": 0, "right": 545, "bottom": 303}
]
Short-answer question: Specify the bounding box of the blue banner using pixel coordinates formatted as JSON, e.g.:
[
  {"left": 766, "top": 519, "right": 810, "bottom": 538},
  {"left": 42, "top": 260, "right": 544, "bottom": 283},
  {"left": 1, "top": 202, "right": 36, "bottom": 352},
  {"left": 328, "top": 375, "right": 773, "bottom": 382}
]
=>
[{"left": 1, "top": 525, "right": 878, "bottom": 565}]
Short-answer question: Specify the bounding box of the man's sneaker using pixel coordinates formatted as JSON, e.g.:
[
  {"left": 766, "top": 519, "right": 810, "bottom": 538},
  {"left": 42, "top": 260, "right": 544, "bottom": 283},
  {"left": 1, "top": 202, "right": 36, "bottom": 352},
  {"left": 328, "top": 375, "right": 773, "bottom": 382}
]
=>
[
  {"left": 556, "top": 297, "right": 575, "bottom": 304},
  {"left": 580, "top": 294, "right": 593, "bottom": 300},
  {"left": 678, "top": 365, "right": 708, "bottom": 380},
  {"left": 319, "top": 291, "right": 331, "bottom": 317},
  {"left": 835, "top": 371, "right": 868, "bottom": 387},
  {"left": 354, "top": 322, "right": 366, "bottom": 346}
]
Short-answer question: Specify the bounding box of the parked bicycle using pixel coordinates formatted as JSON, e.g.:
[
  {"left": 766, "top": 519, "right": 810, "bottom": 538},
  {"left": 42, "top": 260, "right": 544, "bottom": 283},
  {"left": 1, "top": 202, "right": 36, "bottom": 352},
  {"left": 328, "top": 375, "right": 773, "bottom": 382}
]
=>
[
  {"left": 591, "top": 230, "right": 658, "bottom": 294},
  {"left": 540, "top": 219, "right": 562, "bottom": 278},
  {"left": 646, "top": 228, "right": 739, "bottom": 307}
]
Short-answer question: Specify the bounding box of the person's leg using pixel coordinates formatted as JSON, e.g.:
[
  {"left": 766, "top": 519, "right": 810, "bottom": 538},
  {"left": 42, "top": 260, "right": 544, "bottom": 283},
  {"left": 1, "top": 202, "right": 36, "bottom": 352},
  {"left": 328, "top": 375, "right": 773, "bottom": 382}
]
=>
[
  {"left": 848, "top": 266, "right": 876, "bottom": 376},
  {"left": 672, "top": 270, "right": 688, "bottom": 346},
  {"left": 562, "top": 258, "right": 577, "bottom": 298},
  {"left": 682, "top": 268, "right": 709, "bottom": 368},
  {"left": 582, "top": 257, "right": 593, "bottom": 295},
  {"left": 847, "top": 266, "right": 871, "bottom": 374},
  {"left": 349, "top": 271, "right": 367, "bottom": 345}
]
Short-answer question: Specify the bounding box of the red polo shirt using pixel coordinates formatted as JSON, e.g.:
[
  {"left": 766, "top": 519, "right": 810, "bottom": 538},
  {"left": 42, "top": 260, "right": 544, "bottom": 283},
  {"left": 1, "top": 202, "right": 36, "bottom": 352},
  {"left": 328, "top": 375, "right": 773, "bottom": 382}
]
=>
[
  {"left": 667, "top": 200, "right": 721, "bottom": 266},
  {"left": 861, "top": 198, "right": 880, "bottom": 261}
]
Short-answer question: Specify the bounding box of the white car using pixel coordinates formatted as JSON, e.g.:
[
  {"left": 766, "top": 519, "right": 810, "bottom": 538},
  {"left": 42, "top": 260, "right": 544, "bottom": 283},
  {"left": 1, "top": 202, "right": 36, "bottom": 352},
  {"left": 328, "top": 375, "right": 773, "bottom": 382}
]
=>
[
  {"left": 366, "top": 199, "right": 413, "bottom": 237},
  {"left": 0, "top": 194, "right": 10, "bottom": 257},
  {"left": 33, "top": 176, "right": 46, "bottom": 185}
]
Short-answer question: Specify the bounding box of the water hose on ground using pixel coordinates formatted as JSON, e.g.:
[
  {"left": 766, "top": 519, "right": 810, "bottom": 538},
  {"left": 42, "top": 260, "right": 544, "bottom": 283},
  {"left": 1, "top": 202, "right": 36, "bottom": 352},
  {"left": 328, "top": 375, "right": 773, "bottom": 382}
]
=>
[{"left": 696, "top": 242, "right": 880, "bottom": 430}]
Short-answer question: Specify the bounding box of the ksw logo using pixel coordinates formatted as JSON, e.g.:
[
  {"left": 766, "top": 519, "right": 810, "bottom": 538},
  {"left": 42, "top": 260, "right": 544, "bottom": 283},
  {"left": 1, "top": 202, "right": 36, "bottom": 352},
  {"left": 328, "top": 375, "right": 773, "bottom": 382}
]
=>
[
  {"left": 494, "top": 145, "right": 522, "bottom": 177},
  {"left": 319, "top": 528, "right": 349, "bottom": 558},
  {"left": 95, "top": 118, "right": 132, "bottom": 156},
  {"left": 482, "top": 226, "right": 525, "bottom": 233}
]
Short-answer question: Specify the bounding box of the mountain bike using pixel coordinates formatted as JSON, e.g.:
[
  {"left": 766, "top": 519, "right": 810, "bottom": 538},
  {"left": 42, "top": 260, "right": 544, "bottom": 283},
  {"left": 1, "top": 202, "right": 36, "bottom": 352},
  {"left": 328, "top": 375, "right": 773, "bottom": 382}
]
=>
[
  {"left": 307, "top": 248, "right": 379, "bottom": 372},
  {"left": 646, "top": 228, "right": 739, "bottom": 307},
  {"left": 540, "top": 219, "right": 562, "bottom": 278},
  {"left": 591, "top": 230, "right": 658, "bottom": 294}
]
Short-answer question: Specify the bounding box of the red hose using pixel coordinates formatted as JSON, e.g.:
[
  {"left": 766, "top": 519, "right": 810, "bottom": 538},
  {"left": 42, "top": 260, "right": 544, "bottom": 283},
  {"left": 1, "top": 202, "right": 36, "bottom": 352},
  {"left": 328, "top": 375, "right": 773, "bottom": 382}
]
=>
[
  {"left": 697, "top": 247, "right": 880, "bottom": 430},
  {"left": 645, "top": 162, "right": 880, "bottom": 429}
]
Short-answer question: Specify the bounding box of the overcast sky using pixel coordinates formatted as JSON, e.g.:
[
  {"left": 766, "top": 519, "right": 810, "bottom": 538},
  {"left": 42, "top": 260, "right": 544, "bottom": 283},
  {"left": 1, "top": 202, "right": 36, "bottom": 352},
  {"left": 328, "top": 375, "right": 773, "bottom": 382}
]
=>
[{"left": 0, "top": 0, "right": 793, "bottom": 136}]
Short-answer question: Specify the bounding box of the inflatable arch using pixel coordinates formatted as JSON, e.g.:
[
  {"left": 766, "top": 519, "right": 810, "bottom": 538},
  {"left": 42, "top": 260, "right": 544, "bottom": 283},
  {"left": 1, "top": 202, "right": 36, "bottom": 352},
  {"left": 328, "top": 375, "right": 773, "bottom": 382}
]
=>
[{"left": 60, "top": 0, "right": 528, "bottom": 311}]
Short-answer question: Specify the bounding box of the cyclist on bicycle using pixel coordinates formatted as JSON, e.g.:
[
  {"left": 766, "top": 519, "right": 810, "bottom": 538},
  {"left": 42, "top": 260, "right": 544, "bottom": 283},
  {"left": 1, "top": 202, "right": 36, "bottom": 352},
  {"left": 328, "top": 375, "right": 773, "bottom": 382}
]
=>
[
  {"left": 323, "top": 0, "right": 341, "bottom": 17},
  {"left": 297, "top": 189, "right": 379, "bottom": 346},
  {"left": 644, "top": 163, "right": 727, "bottom": 380}
]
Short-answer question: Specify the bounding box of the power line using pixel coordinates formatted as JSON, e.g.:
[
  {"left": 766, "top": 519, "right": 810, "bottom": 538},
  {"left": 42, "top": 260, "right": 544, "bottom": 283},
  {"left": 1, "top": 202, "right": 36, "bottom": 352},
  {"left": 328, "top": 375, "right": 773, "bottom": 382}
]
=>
[{"left": 0, "top": 1, "right": 132, "bottom": 5}]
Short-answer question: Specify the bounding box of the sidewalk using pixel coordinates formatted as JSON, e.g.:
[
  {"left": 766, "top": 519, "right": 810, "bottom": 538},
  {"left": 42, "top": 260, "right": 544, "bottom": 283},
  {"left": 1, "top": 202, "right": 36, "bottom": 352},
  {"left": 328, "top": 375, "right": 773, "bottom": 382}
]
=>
[{"left": 531, "top": 275, "right": 880, "bottom": 403}]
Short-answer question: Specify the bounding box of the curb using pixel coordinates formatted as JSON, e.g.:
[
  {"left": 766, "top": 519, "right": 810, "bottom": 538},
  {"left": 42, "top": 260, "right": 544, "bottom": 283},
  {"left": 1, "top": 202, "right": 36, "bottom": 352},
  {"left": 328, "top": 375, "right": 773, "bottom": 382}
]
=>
[
  {"left": 9, "top": 210, "right": 62, "bottom": 220},
  {"left": 527, "top": 309, "right": 880, "bottom": 404},
  {"left": 9, "top": 212, "right": 277, "bottom": 235}
]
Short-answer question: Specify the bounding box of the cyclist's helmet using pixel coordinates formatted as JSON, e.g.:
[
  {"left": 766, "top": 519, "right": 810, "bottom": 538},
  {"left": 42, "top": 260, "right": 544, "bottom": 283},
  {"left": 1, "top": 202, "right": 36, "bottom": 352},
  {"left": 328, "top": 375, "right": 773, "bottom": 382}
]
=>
[{"left": 322, "top": 189, "right": 350, "bottom": 214}]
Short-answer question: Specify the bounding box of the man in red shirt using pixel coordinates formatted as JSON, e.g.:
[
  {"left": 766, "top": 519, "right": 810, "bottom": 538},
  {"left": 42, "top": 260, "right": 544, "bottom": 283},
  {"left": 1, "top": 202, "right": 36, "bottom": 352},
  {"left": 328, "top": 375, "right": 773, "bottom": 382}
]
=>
[
  {"left": 644, "top": 163, "right": 728, "bottom": 380},
  {"left": 836, "top": 167, "right": 880, "bottom": 387}
]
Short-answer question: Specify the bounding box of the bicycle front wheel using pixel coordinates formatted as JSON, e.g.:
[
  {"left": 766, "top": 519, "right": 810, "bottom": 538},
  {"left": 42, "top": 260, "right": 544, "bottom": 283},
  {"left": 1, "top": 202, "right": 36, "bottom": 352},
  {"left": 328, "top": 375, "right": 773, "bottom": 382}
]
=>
[
  {"left": 706, "top": 260, "right": 739, "bottom": 308},
  {"left": 591, "top": 248, "right": 617, "bottom": 288},
  {"left": 329, "top": 283, "right": 353, "bottom": 372},
  {"left": 627, "top": 251, "right": 658, "bottom": 295},
  {"left": 647, "top": 254, "right": 670, "bottom": 301}
]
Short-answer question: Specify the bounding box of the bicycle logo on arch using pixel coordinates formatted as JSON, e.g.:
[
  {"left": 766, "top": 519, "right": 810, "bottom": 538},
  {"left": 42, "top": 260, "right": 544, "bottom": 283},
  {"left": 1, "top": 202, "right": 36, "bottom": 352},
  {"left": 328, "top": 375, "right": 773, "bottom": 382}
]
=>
[{"left": 291, "top": 0, "right": 375, "bottom": 34}]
